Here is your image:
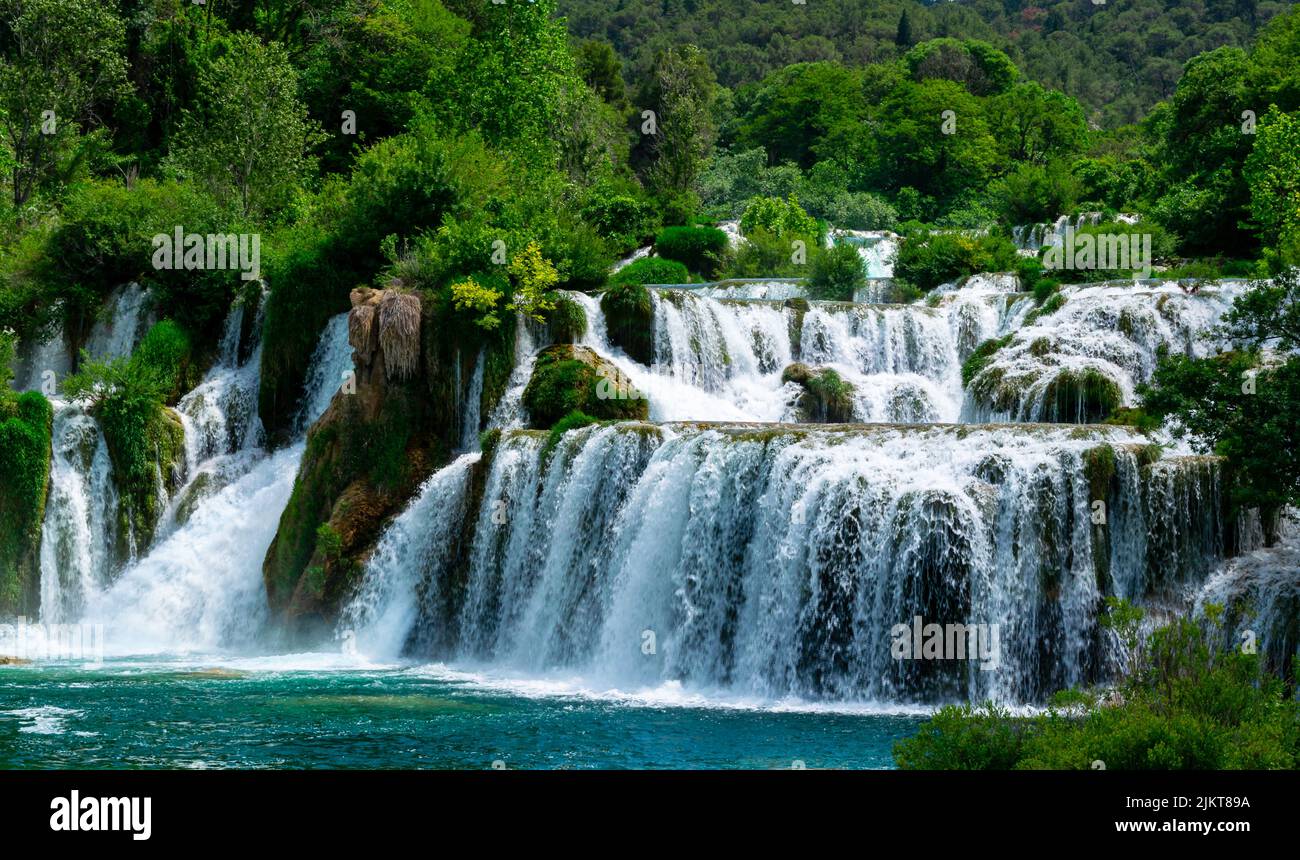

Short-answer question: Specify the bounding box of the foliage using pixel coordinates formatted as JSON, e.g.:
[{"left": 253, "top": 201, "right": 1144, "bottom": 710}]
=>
[
  {"left": 1142, "top": 348, "right": 1300, "bottom": 545},
  {"left": 0, "top": 384, "right": 51, "bottom": 613},
  {"left": 654, "top": 225, "right": 729, "bottom": 277},
  {"left": 0, "top": 0, "right": 130, "bottom": 209},
  {"left": 895, "top": 611, "right": 1300, "bottom": 770},
  {"left": 599, "top": 280, "right": 655, "bottom": 365},
  {"left": 450, "top": 276, "right": 504, "bottom": 330},
  {"left": 610, "top": 256, "right": 690, "bottom": 286},
  {"left": 506, "top": 241, "right": 560, "bottom": 324},
  {"left": 1243, "top": 108, "right": 1300, "bottom": 268},
  {"left": 893, "top": 228, "right": 1019, "bottom": 293},
  {"left": 165, "top": 34, "right": 323, "bottom": 218},
  {"left": 636, "top": 44, "right": 716, "bottom": 211},
  {"left": 807, "top": 242, "right": 866, "bottom": 301},
  {"left": 739, "top": 195, "right": 819, "bottom": 239},
  {"left": 547, "top": 294, "right": 587, "bottom": 344},
  {"left": 901, "top": 38, "right": 1017, "bottom": 97}
]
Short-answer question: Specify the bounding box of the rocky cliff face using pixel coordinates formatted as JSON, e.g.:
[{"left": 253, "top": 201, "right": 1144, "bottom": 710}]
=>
[{"left": 263, "top": 288, "right": 434, "bottom": 636}]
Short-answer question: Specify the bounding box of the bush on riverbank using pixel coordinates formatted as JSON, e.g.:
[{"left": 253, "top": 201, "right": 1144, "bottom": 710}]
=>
[{"left": 894, "top": 605, "right": 1300, "bottom": 769}]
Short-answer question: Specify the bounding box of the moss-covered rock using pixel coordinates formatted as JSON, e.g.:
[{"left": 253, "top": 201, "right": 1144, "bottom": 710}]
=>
[
  {"left": 1041, "top": 368, "right": 1122, "bottom": 423},
  {"left": 547, "top": 294, "right": 588, "bottom": 344},
  {"left": 523, "top": 344, "right": 648, "bottom": 429},
  {"left": 0, "top": 392, "right": 52, "bottom": 614},
  {"left": 782, "top": 363, "right": 857, "bottom": 423},
  {"left": 264, "top": 285, "right": 517, "bottom": 637},
  {"left": 784, "top": 297, "right": 809, "bottom": 357},
  {"left": 109, "top": 405, "right": 187, "bottom": 563},
  {"left": 600, "top": 281, "right": 655, "bottom": 365},
  {"left": 960, "top": 334, "right": 1013, "bottom": 387}
]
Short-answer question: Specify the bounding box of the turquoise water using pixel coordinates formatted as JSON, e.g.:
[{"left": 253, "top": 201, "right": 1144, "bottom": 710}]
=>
[{"left": 0, "top": 656, "right": 923, "bottom": 769}]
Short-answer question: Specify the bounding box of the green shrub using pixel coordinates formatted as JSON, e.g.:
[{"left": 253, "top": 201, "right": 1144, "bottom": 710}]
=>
[
  {"left": 599, "top": 281, "right": 656, "bottom": 365},
  {"left": 895, "top": 612, "right": 1300, "bottom": 770},
  {"left": 807, "top": 243, "right": 866, "bottom": 301},
  {"left": 580, "top": 185, "right": 658, "bottom": 252},
  {"left": 726, "top": 228, "right": 817, "bottom": 278},
  {"left": 654, "top": 225, "right": 729, "bottom": 278},
  {"left": 0, "top": 389, "right": 53, "bottom": 613},
  {"left": 893, "top": 228, "right": 1020, "bottom": 292},
  {"left": 740, "top": 194, "right": 821, "bottom": 240},
  {"left": 38, "top": 178, "right": 234, "bottom": 343},
  {"left": 547, "top": 294, "right": 588, "bottom": 344},
  {"left": 611, "top": 256, "right": 690, "bottom": 286}
]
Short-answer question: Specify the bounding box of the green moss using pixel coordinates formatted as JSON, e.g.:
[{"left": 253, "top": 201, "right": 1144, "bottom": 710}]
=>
[
  {"left": 541, "top": 410, "right": 601, "bottom": 461},
  {"left": 784, "top": 298, "right": 809, "bottom": 357},
  {"left": 1042, "top": 368, "right": 1122, "bottom": 423},
  {"left": 1083, "top": 444, "right": 1117, "bottom": 502},
  {"left": 599, "top": 281, "right": 655, "bottom": 365},
  {"left": 0, "top": 391, "right": 53, "bottom": 614},
  {"left": 1024, "top": 292, "right": 1066, "bottom": 325},
  {"left": 522, "top": 344, "right": 649, "bottom": 429},
  {"left": 547, "top": 294, "right": 588, "bottom": 344},
  {"left": 782, "top": 363, "right": 856, "bottom": 423},
  {"left": 961, "top": 334, "right": 1014, "bottom": 387}
]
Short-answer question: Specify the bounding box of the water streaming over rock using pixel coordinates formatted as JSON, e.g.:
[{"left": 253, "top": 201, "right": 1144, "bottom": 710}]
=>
[
  {"left": 41, "top": 306, "right": 354, "bottom": 652},
  {"left": 963, "top": 281, "right": 1245, "bottom": 422},
  {"left": 346, "top": 422, "right": 1235, "bottom": 704}
]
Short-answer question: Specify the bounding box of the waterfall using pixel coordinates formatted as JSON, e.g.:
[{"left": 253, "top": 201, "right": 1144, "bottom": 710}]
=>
[
  {"left": 54, "top": 307, "right": 354, "bottom": 652},
  {"left": 832, "top": 230, "right": 898, "bottom": 279},
  {"left": 338, "top": 453, "right": 480, "bottom": 657},
  {"left": 459, "top": 349, "right": 486, "bottom": 451},
  {"left": 566, "top": 289, "right": 1003, "bottom": 424},
  {"left": 486, "top": 314, "right": 539, "bottom": 430},
  {"left": 347, "top": 422, "right": 1231, "bottom": 704},
  {"left": 295, "top": 313, "right": 355, "bottom": 431},
  {"left": 12, "top": 285, "right": 153, "bottom": 392},
  {"left": 38, "top": 404, "right": 119, "bottom": 623},
  {"left": 83, "top": 283, "right": 154, "bottom": 362},
  {"left": 963, "top": 281, "right": 1245, "bottom": 423},
  {"left": 1194, "top": 514, "right": 1299, "bottom": 675}
]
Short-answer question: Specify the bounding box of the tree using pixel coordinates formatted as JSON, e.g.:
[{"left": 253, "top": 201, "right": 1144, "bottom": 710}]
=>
[
  {"left": 638, "top": 44, "right": 716, "bottom": 211},
  {"left": 1141, "top": 271, "right": 1300, "bottom": 545},
  {"left": 166, "top": 34, "right": 323, "bottom": 218},
  {"left": 895, "top": 10, "right": 914, "bottom": 48},
  {"left": 902, "top": 38, "right": 1018, "bottom": 97},
  {"left": 1243, "top": 108, "right": 1300, "bottom": 267},
  {"left": 986, "top": 82, "right": 1087, "bottom": 165},
  {"left": 870, "top": 79, "right": 999, "bottom": 205},
  {"left": 733, "top": 62, "right": 867, "bottom": 169},
  {"left": 0, "top": 0, "right": 129, "bottom": 209},
  {"left": 576, "top": 39, "right": 628, "bottom": 111}
]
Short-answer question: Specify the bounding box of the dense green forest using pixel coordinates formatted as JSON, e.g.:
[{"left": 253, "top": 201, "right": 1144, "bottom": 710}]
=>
[{"left": 561, "top": 0, "right": 1294, "bottom": 125}]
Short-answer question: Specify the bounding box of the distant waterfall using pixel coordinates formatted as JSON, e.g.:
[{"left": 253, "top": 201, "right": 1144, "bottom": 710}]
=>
[
  {"left": 566, "top": 289, "right": 1002, "bottom": 424},
  {"left": 347, "top": 423, "right": 1232, "bottom": 704}
]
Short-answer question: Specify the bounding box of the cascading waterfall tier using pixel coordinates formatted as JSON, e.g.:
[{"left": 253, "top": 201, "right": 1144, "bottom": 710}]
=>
[
  {"left": 42, "top": 305, "right": 354, "bottom": 653},
  {"left": 345, "top": 421, "right": 1234, "bottom": 704},
  {"left": 568, "top": 288, "right": 1032, "bottom": 425},
  {"left": 963, "top": 281, "right": 1246, "bottom": 423}
]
